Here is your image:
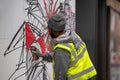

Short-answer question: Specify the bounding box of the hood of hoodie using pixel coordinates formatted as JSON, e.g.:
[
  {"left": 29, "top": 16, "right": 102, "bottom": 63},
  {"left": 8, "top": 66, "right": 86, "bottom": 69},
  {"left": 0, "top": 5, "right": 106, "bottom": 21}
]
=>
[
  {"left": 53, "top": 30, "right": 83, "bottom": 50},
  {"left": 53, "top": 30, "right": 72, "bottom": 44}
]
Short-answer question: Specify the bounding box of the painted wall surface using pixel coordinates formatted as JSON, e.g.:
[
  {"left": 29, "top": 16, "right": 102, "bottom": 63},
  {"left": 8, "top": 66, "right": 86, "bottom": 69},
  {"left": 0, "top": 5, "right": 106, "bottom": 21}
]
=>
[
  {"left": 0, "top": 0, "right": 75, "bottom": 80},
  {"left": 0, "top": 0, "right": 26, "bottom": 80}
]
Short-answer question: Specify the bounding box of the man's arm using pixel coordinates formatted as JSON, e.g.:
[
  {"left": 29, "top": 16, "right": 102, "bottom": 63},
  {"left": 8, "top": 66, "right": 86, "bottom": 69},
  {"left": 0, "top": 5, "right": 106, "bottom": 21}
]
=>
[
  {"left": 53, "top": 48, "right": 70, "bottom": 80},
  {"left": 30, "top": 46, "right": 52, "bottom": 62},
  {"left": 42, "top": 52, "right": 53, "bottom": 62}
]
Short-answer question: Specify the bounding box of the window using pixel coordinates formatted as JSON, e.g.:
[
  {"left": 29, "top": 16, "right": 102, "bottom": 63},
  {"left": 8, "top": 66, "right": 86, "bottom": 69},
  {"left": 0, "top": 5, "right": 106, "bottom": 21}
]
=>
[{"left": 109, "top": 7, "right": 120, "bottom": 80}]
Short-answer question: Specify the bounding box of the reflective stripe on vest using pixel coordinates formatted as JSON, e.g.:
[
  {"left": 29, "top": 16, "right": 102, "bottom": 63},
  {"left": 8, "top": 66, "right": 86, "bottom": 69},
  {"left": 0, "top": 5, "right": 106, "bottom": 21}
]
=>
[
  {"left": 54, "top": 43, "right": 77, "bottom": 61},
  {"left": 54, "top": 42, "right": 97, "bottom": 80},
  {"left": 69, "top": 47, "right": 87, "bottom": 66},
  {"left": 68, "top": 66, "right": 95, "bottom": 80}
]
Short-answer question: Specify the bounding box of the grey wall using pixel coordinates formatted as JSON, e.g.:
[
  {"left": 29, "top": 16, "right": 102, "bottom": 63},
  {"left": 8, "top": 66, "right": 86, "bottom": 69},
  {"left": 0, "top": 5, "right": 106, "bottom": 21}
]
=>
[
  {"left": 76, "top": 0, "right": 97, "bottom": 65},
  {"left": 0, "top": 0, "right": 26, "bottom": 80}
]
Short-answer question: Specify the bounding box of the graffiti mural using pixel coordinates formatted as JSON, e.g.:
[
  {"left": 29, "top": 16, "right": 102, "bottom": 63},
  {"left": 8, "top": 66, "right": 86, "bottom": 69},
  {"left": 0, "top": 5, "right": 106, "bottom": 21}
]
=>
[{"left": 4, "top": 0, "right": 75, "bottom": 80}]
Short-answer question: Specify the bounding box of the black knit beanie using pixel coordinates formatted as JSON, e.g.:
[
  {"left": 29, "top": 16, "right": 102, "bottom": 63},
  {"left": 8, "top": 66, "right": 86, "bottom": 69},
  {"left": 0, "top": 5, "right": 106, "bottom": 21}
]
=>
[{"left": 48, "top": 14, "right": 66, "bottom": 31}]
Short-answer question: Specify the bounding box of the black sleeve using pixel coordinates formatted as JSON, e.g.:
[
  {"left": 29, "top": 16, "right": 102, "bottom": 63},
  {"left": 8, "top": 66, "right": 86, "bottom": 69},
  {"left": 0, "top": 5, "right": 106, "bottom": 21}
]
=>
[
  {"left": 42, "top": 52, "right": 53, "bottom": 62},
  {"left": 53, "top": 48, "right": 70, "bottom": 80}
]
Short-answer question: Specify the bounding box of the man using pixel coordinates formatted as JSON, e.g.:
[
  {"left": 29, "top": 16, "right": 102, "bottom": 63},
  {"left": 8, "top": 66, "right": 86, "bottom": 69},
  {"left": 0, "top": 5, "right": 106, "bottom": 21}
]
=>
[{"left": 31, "top": 14, "right": 97, "bottom": 80}]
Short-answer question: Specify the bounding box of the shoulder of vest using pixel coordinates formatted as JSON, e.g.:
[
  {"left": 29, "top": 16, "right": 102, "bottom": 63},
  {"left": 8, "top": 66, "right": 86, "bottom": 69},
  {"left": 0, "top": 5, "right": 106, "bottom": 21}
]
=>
[{"left": 54, "top": 43, "right": 74, "bottom": 52}]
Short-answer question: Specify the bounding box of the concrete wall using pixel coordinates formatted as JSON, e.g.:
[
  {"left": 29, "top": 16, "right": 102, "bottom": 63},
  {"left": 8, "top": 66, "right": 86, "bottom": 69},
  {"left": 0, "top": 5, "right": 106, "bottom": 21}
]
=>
[{"left": 0, "top": 0, "right": 26, "bottom": 80}]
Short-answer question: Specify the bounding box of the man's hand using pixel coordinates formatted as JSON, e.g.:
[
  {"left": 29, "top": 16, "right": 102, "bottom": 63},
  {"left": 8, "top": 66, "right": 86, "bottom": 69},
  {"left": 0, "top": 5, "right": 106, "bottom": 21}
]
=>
[{"left": 30, "top": 46, "right": 43, "bottom": 60}]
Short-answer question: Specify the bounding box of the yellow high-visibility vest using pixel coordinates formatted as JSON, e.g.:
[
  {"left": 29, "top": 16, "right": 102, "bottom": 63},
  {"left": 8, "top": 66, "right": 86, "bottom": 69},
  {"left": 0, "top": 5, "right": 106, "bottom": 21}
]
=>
[{"left": 53, "top": 40, "right": 97, "bottom": 80}]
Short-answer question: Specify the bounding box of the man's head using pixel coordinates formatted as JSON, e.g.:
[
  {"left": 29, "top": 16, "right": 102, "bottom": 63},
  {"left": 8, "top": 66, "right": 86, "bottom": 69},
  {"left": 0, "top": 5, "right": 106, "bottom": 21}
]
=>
[{"left": 47, "top": 14, "right": 66, "bottom": 38}]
